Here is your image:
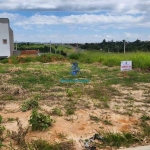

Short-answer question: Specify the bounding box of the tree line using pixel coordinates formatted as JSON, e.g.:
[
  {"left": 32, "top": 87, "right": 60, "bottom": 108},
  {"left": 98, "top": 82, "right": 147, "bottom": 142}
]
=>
[{"left": 71, "top": 39, "right": 150, "bottom": 52}]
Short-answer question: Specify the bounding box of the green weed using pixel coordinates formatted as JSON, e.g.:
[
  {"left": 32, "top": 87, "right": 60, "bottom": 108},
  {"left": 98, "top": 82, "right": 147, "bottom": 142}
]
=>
[
  {"left": 102, "top": 132, "right": 139, "bottom": 148},
  {"left": 0, "top": 125, "right": 5, "bottom": 134},
  {"left": 28, "top": 139, "right": 75, "bottom": 150},
  {"left": 52, "top": 107, "right": 63, "bottom": 116},
  {"left": 65, "top": 102, "right": 76, "bottom": 115},
  {"left": 7, "top": 118, "right": 16, "bottom": 122},
  {"left": 21, "top": 99, "right": 39, "bottom": 112},
  {"left": 140, "top": 115, "right": 150, "bottom": 122},
  {"left": 66, "top": 108, "right": 75, "bottom": 115},
  {"left": 89, "top": 115, "right": 101, "bottom": 123},
  {"left": 56, "top": 132, "right": 68, "bottom": 140},
  {"left": 29, "top": 109, "right": 54, "bottom": 131}
]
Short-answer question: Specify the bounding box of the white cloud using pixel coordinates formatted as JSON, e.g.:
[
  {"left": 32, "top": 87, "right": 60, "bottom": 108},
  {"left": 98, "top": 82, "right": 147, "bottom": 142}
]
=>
[
  {"left": 0, "top": 0, "right": 150, "bottom": 42},
  {"left": 6, "top": 13, "right": 145, "bottom": 29},
  {"left": 0, "top": 0, "right": 149, "bottom": 15}
]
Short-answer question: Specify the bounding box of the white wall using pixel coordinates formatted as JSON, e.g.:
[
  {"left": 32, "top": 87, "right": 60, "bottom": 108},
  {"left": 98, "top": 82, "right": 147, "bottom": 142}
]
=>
[
  {"left": 9, "top": 28, "right": 14, "bottom": 56},
  {"left": 0, "top": 22, "right": 11, "bottom": 57}
]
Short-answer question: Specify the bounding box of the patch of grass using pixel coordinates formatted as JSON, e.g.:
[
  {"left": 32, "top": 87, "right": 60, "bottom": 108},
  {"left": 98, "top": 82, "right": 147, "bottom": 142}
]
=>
[
  {"left": 9, "top": 70, "right": 54, "bottom": 89},
  {"left": 29, "top": 109, "right": 54, "bottom": 131},
  {"left": 66, "top": 108, "right": 75, "bottom": 115},
  {"left": 28, "top": 139, "right": 75, "bottom": 150},
  {"left": 52, "top": 107, "right": 63, "bottom": 116},
  {"left": 56, "top": 132, "right": 68, "bottom": 140},
  {"left": 102, "top": 102, "right": 110, "bottom": 109},
  {"left": 140, "top": 122, "right": 150, "bottom": 136},
  {"left": 7, "top": 118, "right": 16, "bottom": 122},
  {"left": 65, "top": 102, "right": 76, "bottom": 115},
  {"left": 140, "top": 115, "right": 150, "bottom": 122},
  {"left": 2, "top": 95, "right": 15, "bottom": 100},
  {"left": 66, "top": 89, "right": 73, "bottom": 97},
  {"left": 34, "top": 94, "right": 44, "bottom": 100},
  {"left": 101, "top": 132, "right": 139, "bottom": 148},
  {"left": 0, "top": 58, "right": 8, "bottom": 64},
  {"left": 0, "top": 125, "right": 5, "bottom": 135},
  {"left": 103, "top": 120, "right": 113, "bottom": 126},
  {"left": 90, "top": 115, "right": 101, "bottom": 123},
  {"left": 21, "top": 99, "right": 39, "bottom": 112}
]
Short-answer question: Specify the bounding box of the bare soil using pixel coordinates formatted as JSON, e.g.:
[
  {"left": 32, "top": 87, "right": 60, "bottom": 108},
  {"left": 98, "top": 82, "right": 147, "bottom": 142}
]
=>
[{"left": 1, "top": 82, "right": 150, "bottom": 150}]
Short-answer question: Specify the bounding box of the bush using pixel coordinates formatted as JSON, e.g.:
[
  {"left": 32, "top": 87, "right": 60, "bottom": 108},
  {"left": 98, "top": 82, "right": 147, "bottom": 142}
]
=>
[
  {"left": 8, "top": 56, "right": 19, "bottom": 64},
  {"left": 69, "top": 53, "right": 81, "bottom": 60},
  {"left": 17, "top": 56, "right": 35, "bottom": 63},
  {"left": 104, "top": 132, "right": 138, "bottom": 148},
  {"left": 38, "top": 54, "right": 53, "bottom": 63},
  {"left": 0, "top": 125, "right": 5, "bottom": 135},
  {"left": 21, "top": 99, "right": 39, "bottom": 112},
  {"left": 52, "top": 108, "right": 63, "bottom": 116},
  {"left": 29, "top": 109, "right": 54, "bottom": 131},
  {"left": 0, "top": 58, "right": 8, "bottom": 64},
  {"left": 28, "top": 139, "right": 75, "bottom": 150}
]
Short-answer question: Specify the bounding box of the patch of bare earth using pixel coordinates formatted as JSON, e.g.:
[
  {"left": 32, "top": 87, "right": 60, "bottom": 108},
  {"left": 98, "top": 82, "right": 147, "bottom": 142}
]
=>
[{"left": 0, "top": 83, "right": 150, "bottom": 149}]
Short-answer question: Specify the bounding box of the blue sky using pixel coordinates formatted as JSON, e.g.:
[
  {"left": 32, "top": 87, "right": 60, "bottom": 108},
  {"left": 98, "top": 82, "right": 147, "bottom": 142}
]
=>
[{"left": 0, "top": 0, "right": 150, "bottom": 43}]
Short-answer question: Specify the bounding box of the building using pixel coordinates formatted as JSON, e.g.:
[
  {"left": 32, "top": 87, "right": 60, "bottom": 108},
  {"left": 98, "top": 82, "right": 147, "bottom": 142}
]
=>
[{"left": 0, "top": 18, "right": 14, "bottom": 58}]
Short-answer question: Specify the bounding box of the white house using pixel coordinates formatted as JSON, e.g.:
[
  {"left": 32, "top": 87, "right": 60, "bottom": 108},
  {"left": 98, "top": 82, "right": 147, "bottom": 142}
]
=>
[{"left": 0, "top": 18, "right": 14, "bottom": 58}]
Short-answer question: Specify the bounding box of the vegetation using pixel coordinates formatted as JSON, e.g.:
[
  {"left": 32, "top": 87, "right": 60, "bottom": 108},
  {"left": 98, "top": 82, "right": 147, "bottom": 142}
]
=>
[
  {"left": 27, "top": 139, "right": 75, "bottom": 150},
  {"left": 78, "top": 39, "right": 150, "bottom": 52},
  {"left": 0, "top": 115, "right": 5, "bottom": 149},
  {"left": 0, "top": 47, "right": 150, "bottom": 149},
  {"left": 103, "top": 132, "right": 139, "bottom": 148},
  {"left": 52, "top": 107, "right": 63, "bottom": 116},
  {"left": 21, "top": 99, "right": 39, "bottom": 112},
  {"left": 29, "top": 109, "right": 54, "bottom": 131},
  {"left": 68, "top": 51, "right": 150, "bottom": 69},
  {"left": 14, "top": 42, "right": 74, "bottom": 54}
]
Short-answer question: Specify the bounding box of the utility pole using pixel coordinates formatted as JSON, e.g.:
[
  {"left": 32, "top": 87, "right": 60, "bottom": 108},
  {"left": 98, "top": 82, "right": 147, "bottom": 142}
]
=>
[
  {"left": 124, "top": 38, "right": 128, "bottom": 54},
  {"left": 124, "top": 40, "right": 125, "bottom": 54},
  {"left": 50, "top": 41, "right": 51, "bottom": 53}
]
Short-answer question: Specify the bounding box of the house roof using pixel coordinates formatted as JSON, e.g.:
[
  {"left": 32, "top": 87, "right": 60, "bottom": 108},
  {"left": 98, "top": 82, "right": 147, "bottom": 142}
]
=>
[{"left": 20, "top": 50, "right": 38, "bottom": 55}]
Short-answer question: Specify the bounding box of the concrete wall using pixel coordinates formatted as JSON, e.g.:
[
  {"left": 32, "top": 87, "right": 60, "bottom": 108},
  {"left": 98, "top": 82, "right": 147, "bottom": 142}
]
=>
[
  {"left": 9, "top": 27, "right": 14, "bottom": 56},
  {"left": 0, "top": 18, "right": 14, "bottom": 57}
]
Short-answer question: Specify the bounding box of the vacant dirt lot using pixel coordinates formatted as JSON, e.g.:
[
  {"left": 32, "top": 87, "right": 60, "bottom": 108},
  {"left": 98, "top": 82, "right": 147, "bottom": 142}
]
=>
[{"left": 0, "top": 62, "right": 150, "bottom": 150}]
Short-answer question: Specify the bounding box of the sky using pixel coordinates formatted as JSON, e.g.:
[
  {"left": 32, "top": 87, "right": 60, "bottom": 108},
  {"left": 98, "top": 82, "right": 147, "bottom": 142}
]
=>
[{"left": 0, "top": 0, "right": 150, "bottom": 43}]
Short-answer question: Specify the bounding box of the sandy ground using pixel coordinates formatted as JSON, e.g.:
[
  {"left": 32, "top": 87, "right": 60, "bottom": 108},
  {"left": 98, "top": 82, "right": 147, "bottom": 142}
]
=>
[{"left": 0, "top": 82, "right": 150, "bottom": 149}]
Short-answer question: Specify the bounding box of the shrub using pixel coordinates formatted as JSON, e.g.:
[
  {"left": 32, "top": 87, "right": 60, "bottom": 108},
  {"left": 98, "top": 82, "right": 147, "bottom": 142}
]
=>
[
  {"left": 140, "top": 115, "right": 150, "bottom": 122},
  {"left": 69, "top": 53, "right": 81, "bottom": 60},
  {"left": 52, "top": 108, "right": 63, "bottom": 116},
  {"left": 29, "top": 109, "right": 54, "bottom": 131},
  {"left": 38, "top": 54, "right": 53, "bottom": 63},
  {"left": 28, "top": 139, "right": 75, "bottom": 150},
  {"left": 0, "top": 125, "right": 5, "bottom": 134},
  {"left": 0, "top": 58, "right": 8, "bottom": 64},
  {"left": 104, "top": 132, "right": 138, "bottom": 148},
  {"left": 17, "top": 56, "right": 35, "bottom": 63},
  {"left": 21, "top": 99, "right": 39, "bottom": 112},
  {"left": 66, "top": 108, "right": 75, "bottom": 115},
  {"left": 8, "top": 56, "right": 19, "bottom": 64}
]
